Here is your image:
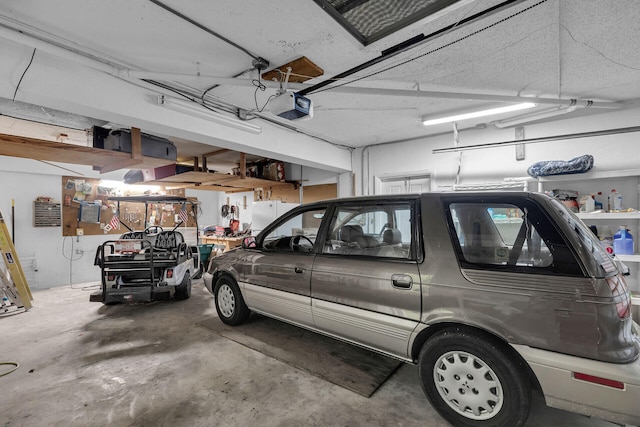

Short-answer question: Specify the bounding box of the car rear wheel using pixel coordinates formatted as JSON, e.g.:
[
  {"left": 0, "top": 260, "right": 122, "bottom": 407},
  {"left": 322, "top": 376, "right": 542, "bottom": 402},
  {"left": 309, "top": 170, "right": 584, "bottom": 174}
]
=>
[
  {"left": 214, "top": 276, "right": 250, "bottom": 325},
  {"left": 418, "top": 327, "right": 531, "bottom": 427}
]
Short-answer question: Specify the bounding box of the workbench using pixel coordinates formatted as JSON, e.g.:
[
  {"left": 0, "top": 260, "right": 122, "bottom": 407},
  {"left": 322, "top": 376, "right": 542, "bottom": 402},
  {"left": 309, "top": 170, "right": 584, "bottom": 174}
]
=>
[{"left": 200, "top": 236, "right": 244, "bottom": 252}]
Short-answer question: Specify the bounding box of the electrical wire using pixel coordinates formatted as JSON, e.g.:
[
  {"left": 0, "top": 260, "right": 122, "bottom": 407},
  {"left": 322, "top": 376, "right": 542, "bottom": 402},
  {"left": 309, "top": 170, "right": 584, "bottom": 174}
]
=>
[
  {"left": 146, "top": 78, "right": 354, "bottom": 150},
  {"left": 61, "top": 236, "right": 98, "bottom": 290},
  {"left": 148, "top": 80, "right": 237, "bottom": 115},
  {"left": 200, "top": 66, "right": 256, "bottom": 103},
  {"left": 0, "top": 362, "right": 19, "bottom": 377},
  {"left": 252, "top": 74, "right": 277, "bottom": 113},
  {"left": 12, "top": 48, "right": 36, "bottom": 101}
]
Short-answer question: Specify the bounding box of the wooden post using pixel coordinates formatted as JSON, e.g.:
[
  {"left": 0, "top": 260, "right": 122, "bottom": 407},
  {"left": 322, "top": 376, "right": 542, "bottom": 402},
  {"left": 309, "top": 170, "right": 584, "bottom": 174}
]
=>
[{"left": 239, "top": 152, "right": 246, "bottom": 179}]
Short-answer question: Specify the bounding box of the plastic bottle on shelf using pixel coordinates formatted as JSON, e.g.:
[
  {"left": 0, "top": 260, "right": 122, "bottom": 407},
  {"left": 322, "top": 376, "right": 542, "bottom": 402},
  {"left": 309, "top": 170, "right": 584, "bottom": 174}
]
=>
[
  {"left": 579, "top": 194, "right": 595, "bottom": 212},
  {"left": 600, "top": 225, "right": 615, "bottom": 255},
  {"left": 613, "top": 225, "right": 634, "bottom": 255},
  {"left": 594, "top": 192, "right": 604, "bottom": 210},
  {"left": 608, "top": 189, "right": 623, "bottom": 212}
]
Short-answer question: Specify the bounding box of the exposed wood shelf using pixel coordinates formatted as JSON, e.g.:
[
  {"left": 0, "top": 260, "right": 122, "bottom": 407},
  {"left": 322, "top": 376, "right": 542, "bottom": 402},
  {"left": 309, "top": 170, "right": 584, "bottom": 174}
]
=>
[
  {"left": 143, "top": 170, "right": 296, "bottom": 192},
  {"left": 0, "top": 132, "right": 174, "bottom": 172}
]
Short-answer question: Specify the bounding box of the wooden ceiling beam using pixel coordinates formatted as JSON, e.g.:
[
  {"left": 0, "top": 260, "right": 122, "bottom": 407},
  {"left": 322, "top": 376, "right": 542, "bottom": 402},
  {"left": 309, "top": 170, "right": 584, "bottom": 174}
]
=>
[
  {"left": 202, "top": 148, "right": 231, "bottom": 158},
  {"left": 0, "top": 131, "right": 172, "bottom": 172}
]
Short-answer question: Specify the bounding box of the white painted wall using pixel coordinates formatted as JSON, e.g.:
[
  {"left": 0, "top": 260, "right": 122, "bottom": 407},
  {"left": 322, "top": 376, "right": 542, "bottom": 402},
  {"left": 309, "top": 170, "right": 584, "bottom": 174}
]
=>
[{"left": 361, "top": 106, "right": 640, "bottom": 196}]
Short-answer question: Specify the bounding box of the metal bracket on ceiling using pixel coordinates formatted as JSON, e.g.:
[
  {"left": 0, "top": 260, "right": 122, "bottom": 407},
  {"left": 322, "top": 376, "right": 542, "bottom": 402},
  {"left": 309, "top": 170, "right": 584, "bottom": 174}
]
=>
[{"left": 252, "top": 57, "right": 269, "bottom": 72}]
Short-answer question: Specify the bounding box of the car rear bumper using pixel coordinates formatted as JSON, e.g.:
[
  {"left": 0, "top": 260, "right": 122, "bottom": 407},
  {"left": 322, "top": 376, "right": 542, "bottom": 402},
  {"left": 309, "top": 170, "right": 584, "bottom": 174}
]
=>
[{"left": 513, "top": 343, "right": 640, "bottom": 425}]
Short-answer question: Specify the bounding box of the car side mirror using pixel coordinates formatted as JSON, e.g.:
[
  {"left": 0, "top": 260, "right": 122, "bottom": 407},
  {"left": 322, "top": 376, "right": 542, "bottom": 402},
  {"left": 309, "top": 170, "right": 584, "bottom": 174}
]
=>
[{"left": 242, "top": 236, "right": 257, "bottom": 249}]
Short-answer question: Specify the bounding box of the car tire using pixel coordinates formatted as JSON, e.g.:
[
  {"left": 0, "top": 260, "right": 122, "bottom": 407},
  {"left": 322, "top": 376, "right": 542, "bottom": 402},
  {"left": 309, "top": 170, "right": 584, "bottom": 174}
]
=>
[
  {"left": 174, "top": 274, "right": 192, "bottom": 300},
  {"left": 418, "top": 326, "right": 531, "bottom": 427},
  {"left": 214, "top": 276, "right": 250, "bottom": 326}
]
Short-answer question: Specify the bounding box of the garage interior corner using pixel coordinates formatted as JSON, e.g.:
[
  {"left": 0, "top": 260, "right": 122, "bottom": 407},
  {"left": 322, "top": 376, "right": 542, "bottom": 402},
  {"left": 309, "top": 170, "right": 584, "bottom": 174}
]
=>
[{"left": 1, "top": 281, "right": 617, "bottom": 426}]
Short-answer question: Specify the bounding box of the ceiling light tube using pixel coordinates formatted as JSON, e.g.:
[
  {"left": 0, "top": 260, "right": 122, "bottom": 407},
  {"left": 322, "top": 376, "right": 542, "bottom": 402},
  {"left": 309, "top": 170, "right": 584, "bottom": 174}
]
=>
[
  {"left": 422, "top": 102, "right": 536, "bottom": 126},
  {"left": 493, "top": 106, "right": 579, "bottom": 128},
  {"left": 157, "top": 95, "right": 261, "bottom": 134}
]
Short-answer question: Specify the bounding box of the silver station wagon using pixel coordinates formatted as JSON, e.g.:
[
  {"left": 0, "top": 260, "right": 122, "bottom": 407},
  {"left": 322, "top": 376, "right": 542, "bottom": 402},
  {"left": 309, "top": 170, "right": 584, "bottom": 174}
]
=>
[{"left": 203, "top": 192, "right": 640, "bottom": 427}]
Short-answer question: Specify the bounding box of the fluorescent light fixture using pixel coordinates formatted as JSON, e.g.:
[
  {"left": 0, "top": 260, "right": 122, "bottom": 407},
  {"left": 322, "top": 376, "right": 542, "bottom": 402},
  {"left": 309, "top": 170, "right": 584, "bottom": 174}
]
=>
[
  {"left": 157, "top": 95, "right": 262, "bottom": 134},
  {"left": 422, "top": 103, "right": 536, "bottom": 126},
  {"left": 493, "top": 106, "right": 578, "bottom": 128}
]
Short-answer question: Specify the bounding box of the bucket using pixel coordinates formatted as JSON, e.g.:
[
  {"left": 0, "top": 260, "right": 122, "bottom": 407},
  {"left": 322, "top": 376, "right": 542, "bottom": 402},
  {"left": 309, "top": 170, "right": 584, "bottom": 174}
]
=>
[{"left": 198, "top": 244, "right": 215, "bottom": 263}]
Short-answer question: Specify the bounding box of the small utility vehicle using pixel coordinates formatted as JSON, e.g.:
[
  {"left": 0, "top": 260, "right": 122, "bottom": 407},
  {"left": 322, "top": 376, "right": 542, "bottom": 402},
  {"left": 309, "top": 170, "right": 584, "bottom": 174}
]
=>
[{"left": 91, "top": 195, "right": 201, "bottom": 304}]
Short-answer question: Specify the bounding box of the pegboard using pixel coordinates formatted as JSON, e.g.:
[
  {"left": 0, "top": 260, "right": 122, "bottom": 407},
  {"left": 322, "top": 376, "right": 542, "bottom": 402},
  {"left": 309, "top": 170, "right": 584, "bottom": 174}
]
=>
[{"left": 61, "top": 176, "right": 193, "bottom": 236}]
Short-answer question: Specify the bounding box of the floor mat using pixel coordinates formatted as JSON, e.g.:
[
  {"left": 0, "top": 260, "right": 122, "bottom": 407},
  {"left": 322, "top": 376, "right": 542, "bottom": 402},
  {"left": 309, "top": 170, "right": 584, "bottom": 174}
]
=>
[{"left": 197, "top": 315, "right": 402, "bottom": 397}]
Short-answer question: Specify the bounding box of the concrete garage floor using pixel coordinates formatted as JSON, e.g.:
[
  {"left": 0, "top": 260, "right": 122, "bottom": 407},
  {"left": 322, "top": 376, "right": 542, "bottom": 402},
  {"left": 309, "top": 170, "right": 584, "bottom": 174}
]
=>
[{"left": 1, "top": 282, "right": 618, "bottom": 427}]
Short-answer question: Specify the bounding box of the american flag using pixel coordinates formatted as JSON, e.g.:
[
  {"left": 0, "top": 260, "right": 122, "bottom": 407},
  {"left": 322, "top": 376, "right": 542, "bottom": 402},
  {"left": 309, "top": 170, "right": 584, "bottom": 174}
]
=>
[
  {"left": 109, "top": 213, "right": 120, "bottom": 230},
  {"left": 179, "top": 204, "right": 189, "bottom": 224}
]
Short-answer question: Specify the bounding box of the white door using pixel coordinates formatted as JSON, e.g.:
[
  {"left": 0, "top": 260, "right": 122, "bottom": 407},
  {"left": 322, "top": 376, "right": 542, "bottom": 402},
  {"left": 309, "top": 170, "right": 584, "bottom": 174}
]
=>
[{"left": 378, "top": 174, "right": 430, "bottom": 195}]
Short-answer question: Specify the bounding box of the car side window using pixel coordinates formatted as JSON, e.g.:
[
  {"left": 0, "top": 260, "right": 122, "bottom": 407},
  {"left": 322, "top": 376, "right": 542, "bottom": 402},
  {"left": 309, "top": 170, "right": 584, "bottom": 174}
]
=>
[
  {"left": 323, "top": 203, "right": 412, "bottom": 259},
  {"left": 262, "top": 208, "right": 326, "bottom": 252},
  {"left": 448, "top": 201, "right": 582, "bottom": 276}
]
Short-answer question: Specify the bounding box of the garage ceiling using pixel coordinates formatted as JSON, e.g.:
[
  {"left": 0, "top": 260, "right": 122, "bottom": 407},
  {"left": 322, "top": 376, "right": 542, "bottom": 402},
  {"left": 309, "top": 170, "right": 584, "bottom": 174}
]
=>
[{"left": 1, "top": 0, "right": 639, "bottom": 160}]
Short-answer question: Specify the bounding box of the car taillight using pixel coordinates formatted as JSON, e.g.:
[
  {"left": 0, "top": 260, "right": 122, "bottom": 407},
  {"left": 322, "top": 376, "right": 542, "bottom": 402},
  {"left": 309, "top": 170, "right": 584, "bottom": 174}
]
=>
[
  {"left": 606, "top": 275, "right": 631, "bottom": 319},
  {"left": 166, "top": 269, "right": 173, "bottom": 278},
  {"left": 107, "top": 275, "right": 115, "bottom": 281},
  {"left": 573, "top": 372, "right": 625, "bottom": 389}
]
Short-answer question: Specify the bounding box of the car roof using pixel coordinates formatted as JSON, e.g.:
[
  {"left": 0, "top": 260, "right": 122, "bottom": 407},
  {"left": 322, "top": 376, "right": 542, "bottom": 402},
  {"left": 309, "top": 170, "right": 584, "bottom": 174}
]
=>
[{"left": 299, "top": 191, "right": 542, "bottom": 209}]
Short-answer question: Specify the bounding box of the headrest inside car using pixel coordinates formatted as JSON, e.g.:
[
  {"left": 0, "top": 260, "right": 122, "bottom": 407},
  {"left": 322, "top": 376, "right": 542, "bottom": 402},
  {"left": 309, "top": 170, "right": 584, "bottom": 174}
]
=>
[{"left": 383, "top": 228, "right": 402, "bottom": 245}]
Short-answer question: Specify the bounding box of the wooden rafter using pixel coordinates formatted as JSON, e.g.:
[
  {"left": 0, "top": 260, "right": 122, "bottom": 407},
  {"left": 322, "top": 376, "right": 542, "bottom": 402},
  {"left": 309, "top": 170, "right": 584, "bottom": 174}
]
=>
[{"left": 0, "top": 131, "right": 172, "bottom": 172}]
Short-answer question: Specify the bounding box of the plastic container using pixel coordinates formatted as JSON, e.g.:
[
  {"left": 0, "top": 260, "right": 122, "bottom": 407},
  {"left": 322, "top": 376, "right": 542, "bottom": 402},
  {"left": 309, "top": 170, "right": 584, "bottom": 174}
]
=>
[
  {"left": 594, "top": 192, "right": 604, "bottom": 210},
  {"left": 198, "top": 244, "right": 215, "bottom": 263},
  {"left": 579, "top": 195, "right": 595, "bottom": 212},
  {"left": 613, "top": 226, "right": 634, "bottom": 255},
  {"left": 600, "top": 225, "right": 615, "bottom": 255},
  {"left": 608, "top": 189, "right": 623, "bottom": 212}
]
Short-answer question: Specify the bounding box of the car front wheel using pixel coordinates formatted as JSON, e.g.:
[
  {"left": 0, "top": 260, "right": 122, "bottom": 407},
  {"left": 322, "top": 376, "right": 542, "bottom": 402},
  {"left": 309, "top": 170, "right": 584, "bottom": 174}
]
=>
[
  {"left": 214, "top": 276, "right": 250, "bottom": 325},
  {"left": 418, "top": 327, "right": 531, "bottom": 427}
]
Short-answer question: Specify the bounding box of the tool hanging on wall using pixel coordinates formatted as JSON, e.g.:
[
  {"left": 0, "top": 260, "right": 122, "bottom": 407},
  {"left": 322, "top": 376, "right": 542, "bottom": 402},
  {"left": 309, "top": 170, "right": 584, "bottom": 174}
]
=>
[
  {"left": 229, "top": 204, "right": 240, "bottom": 233},
  {"left": 221, "top": 204, "right": 230, "bottom": 219},
  {"left": 0, "top": 209, "right": 32, "bottom": 311}
]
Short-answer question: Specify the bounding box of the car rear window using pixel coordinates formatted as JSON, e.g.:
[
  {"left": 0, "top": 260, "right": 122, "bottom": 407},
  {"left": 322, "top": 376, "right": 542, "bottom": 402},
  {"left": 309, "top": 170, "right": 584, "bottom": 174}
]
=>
[{"left": 447, "top": 199, "right": 583, "bottom": 276}]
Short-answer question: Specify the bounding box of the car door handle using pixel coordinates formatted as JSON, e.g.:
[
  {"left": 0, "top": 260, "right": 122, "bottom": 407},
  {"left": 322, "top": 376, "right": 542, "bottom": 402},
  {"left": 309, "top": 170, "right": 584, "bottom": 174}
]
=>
[
  {"left": 295, "top": 267, "right": 305, "bottom": 274},
  {"left": 391, "top": 274, "right": 412, "bottom": 289}
]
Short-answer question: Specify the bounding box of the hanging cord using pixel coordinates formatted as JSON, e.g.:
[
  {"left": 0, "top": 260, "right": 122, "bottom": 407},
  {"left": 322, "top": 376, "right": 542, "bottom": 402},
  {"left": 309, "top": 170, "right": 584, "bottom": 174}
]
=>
[
  {"left": 12, "top": 48, "right": 36, "bottom": 101},
  {"left": 253, "top": 69, "right": 280, "bottom": 112},
  {"left": 0, "top": 362, "right": 19, "bottom": 377}
]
